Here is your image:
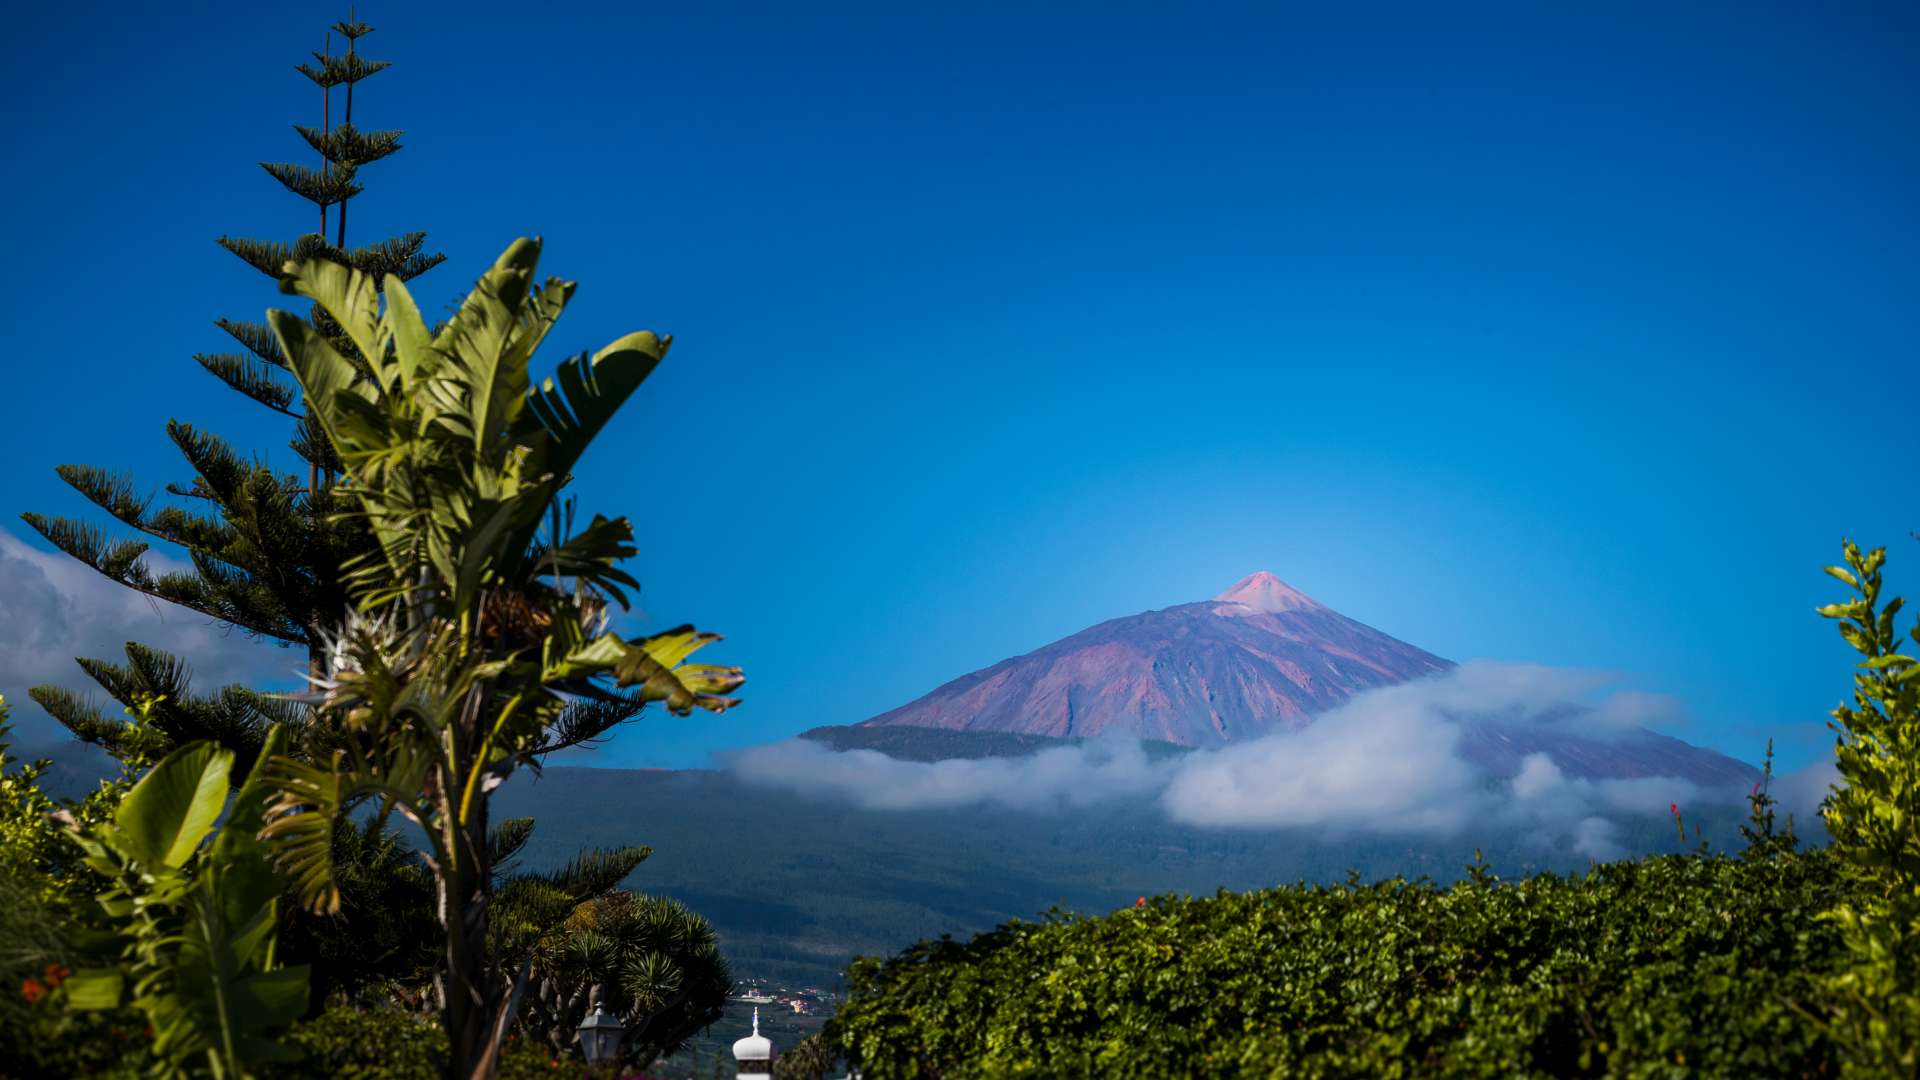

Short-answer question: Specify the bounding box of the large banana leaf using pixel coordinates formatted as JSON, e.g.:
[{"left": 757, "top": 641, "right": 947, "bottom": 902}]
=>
[
  {"left": 515, "top": 331, "right": 668, "bottom": 494},
  {"left": 65, "top": 729, "right": 311, "bottom": 1076},
  {"left": 211, "top": 726, "right": 290, "bottom": 940},
  {"left": 274, "top": 256, "right": 389, "bottom": 378},
  {"left": 109, "top": 741, "right": 234, "bottom": 870},
  {"left": 423, "top": 238, "right": 565, "bottom": 455}
]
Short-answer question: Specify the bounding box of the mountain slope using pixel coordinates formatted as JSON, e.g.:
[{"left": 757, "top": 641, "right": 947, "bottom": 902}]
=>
[
  {"left": 858, "top": 571, "right": 1758, "bottom": 786},
  {"left": 861, "top": 572, "right": 1451, "bottom": 746}
]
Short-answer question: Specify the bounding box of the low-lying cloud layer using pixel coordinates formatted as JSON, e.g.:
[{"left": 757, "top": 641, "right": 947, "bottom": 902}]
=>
[
  {"left": 0, "top": 528, "right": 296, "bottom": 747},
  {"left": 729, "top": 662, "right": 1835, "bottom": 861}
]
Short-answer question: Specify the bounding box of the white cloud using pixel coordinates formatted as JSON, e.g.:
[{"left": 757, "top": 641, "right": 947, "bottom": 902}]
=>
[
  {"left": 1773, "top": 759, "right": 1839, "bottom": 822},
  {"left": 1161, "top": 683, "right": 1482, "bottom": 833},
  {"left": 0, "top": 528, "right": 298, "bottom": 746},
  {"left": 727, "top": 737, "right": 1165, "bottom": 812},
  {"left": 730, "top": 661, "right": 1765, "bottom": 860},
  {"left": 1572, "top": 816, "right": 1626, "bottom": 861}
]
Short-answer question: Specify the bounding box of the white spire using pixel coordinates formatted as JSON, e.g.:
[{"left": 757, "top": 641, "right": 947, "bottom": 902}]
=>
[{"left": 733, "top": 1004, "right": 773, "bottom": 1074}]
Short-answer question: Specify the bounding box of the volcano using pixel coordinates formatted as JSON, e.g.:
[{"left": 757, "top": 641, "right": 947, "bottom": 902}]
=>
[{"left": 856, "top": 572, "right": 1756, "bottom": 786}]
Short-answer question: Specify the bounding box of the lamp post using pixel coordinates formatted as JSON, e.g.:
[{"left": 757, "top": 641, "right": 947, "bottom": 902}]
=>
[{"left": 578, "top": 1004, "right": 625, "bottom": 1074}]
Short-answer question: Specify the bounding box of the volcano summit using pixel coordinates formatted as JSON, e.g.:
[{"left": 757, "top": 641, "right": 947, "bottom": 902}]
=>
[{"left": 861, "top": 572, "right": 1451, "bottom": 747}]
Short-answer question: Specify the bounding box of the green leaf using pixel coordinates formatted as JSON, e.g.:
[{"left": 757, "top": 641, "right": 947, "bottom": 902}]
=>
[
  {"left": 113, "top": 741, "right": 233, "bottom": 870},
  {"left": 380, "top": 275, "right": 437, "bottom": 388},
  {"left": 278, "top": 255, "right": 390, "bottom": 378},
  {"left": 270, "top": 308, "right": 370, "bottom": 452},
  {"left": 518, "top": 330, "right": 668, "bottom": 489},
  {"left": 62, "top": 968, "right": 125, "bottom": 1010},
  {"left": 211, "top": 726, "right": 292, "bottom": 925},
  {"left": 610, "top": 627, "right": 745, "bottom": 716}
]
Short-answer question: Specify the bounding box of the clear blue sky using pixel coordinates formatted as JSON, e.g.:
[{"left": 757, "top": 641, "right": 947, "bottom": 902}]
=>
[{"left": 3, "top": 2, "right": 1915, "bottom": 771}]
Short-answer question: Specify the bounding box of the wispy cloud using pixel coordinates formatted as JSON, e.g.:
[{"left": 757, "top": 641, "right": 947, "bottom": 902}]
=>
[{"left": 729, "top": 737, "right": 1166, "bottom": 812}]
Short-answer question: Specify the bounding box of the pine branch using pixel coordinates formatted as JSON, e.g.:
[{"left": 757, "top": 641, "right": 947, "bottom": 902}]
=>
[
  {"left": 165, "top": 421, "right": 252, "bottom": 509},
  {"left": 317, "top": 51, "right": 390, "bottom": 86},
  {"left": 214, "top": 318, "right": 288, "bottom": 367},
  {"left": 52, "top": 465, "right": 149, "bottom": 527},
  {"left": 25, "top": 685, "right": 131, "bottom": 749},
  {"left": 343, "top": 232, "right": 446, "bottom": 283},
  {"left": 19, "top": 512, "right": 155, "bottom": 586},
  {"left": 528, "top": 847, "right": 653, "bottom": 901},
  {"left": 295, "top": 123, "right": 402, "bottom": 168},
  {"left": 332, "top": 19, "right": 374, "bottom": 40},
  {"left": 121, "top": 642, "right": 196, "bottom": 704},
  {"left": 216, "top": 233, "right": 339, "bottom": 279},
  {"left": 489, "top": 818, "right": 538, "bottom": 874},
  {"left": 261, "top": 161, "right": 363, "bottom": 208},
  {"left": 290, "top": 411, "right": 346, "bottom": 474},
  {"left": 56, "top": 647, "right": 275, "bottom": 769},
  {"left": 54, "top": 464, "right": 234, "bottom": 552},
  {"left": 144, "top": 504, "right": 237, "bottom": 552},
  {"left": 33, "top": 466, "right": 313, "bottom": 641},
  {"left": 148, "top": 560, "right": 306, "bottom": 642},
  {"left": 533, "top": 693, "right": 650, "bottom": 756},
  {"left": 195, "top": 352, "right": 299, "bottom": 414},
  {"left": 296, "top": 59, "right": 347, "bottom": 89},
  {"left": 223, "top": 686, "right": 309, "bottom": 730}
]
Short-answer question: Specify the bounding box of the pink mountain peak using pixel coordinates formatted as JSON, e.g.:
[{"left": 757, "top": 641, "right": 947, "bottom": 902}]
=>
[{"left": 1212, "top": 571, "right": 1325, "bottom": 614}]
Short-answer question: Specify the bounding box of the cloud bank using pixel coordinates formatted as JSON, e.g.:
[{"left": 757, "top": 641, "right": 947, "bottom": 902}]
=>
[
  {"left": 730, "top": 662, "right": 1834, "bottom": 860},
  {"left": 0, "top": 528, "right": 298, "bottom": 747}
]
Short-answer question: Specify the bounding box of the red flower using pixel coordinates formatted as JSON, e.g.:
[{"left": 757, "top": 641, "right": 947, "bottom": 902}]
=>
[
  {"left": 21, "top": 978, "right": 45, "bottom": 1004},
  {"left": 1669, "top": 802, "right": 1679, "bottom": 816},
  {"left": 1135, "top": 896, "right": 1146, "bottom": 907}
]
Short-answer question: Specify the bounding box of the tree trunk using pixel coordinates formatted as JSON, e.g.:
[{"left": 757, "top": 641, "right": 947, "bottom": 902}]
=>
[{"left": 439, "top": 773, "right": 500, "bottom": 1079}]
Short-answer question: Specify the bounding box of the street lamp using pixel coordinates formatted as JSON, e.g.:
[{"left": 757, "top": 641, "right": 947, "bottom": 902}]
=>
[{"left": 577, "top": 1004, "right": 625, "bottom": 1070}]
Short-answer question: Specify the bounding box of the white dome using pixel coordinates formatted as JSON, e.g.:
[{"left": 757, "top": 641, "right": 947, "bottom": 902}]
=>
[{"left": 733, "top": 1007, "right": 773, "bottom": 1061}]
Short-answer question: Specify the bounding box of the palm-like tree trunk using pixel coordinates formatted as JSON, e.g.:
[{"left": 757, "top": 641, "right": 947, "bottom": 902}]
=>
[{"left": 436, "top": 747, "right": 502, "bottom": 1079}]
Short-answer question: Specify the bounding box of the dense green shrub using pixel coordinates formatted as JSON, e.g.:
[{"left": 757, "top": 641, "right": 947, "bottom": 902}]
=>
[
  {"left": 1816, "top": 540, "right": 1920, "bottom": 1072},
  {"left": 831, "top": 849, "right": 1859, "bottom": 1078},
  {"left": 284, "top": 1004, "right": 593, "bottom": 1079}
]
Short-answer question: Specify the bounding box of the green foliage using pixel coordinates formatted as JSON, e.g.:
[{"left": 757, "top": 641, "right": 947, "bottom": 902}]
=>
[
  {"left": 282, "top": 1003, "right": 577, "bottom": 1080},
  {"left": 0, "top": 695, "right": 129, "bottom": 903},
  {"left": 1818, "top": 539, "right": 1920, "bottom": 1073},
  {"left": 283, "top": 1004, "right": 445, "bottom": 1079},
  {"left": 257, "top": 239, "right": 742, "bottom": 1078},
  {"left": 65, "top": 728, "right": 309, "bottom": 1079},
  {"left": 1738, "top": 739, "right": 1799, "bottom": 862},
  {"left": 277, "top": 815, "right": 441, "bottom": 1006},
  {"left": 514, "top": 891, "right": 733, "bottom": 1068},
  {"left": 0, "top": 695, "right": 152, "bottom": 1077},
  {"left": 774, "top": 1033, "right": 838, "bottom": 1080},
  {"left": 830, "top": 850, "right": 1859, "bottom": 1078}
]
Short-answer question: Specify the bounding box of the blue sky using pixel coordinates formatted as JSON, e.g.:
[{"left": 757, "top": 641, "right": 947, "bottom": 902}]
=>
[{"left": 2, "top": 2, "right": 1915, "bottom": 771}]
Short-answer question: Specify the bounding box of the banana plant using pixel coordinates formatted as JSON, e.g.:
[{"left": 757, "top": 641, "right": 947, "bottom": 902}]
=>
[
  {"left": 63, "top": 726, "right": 308, "bottom": 1079},
  {"left": 258, "top": 239, "right": 742, "bottom": 1080}
]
